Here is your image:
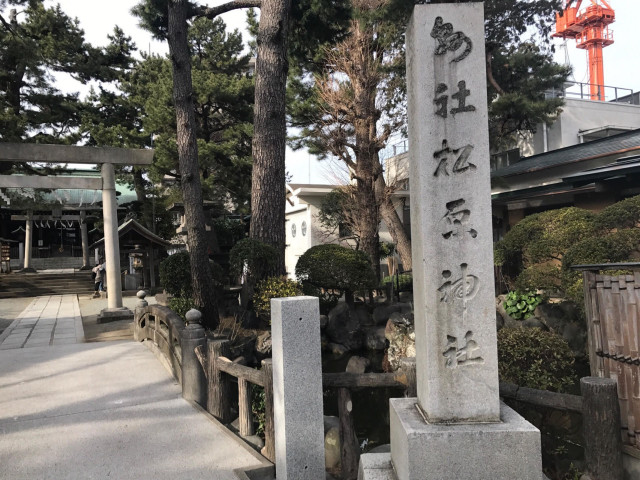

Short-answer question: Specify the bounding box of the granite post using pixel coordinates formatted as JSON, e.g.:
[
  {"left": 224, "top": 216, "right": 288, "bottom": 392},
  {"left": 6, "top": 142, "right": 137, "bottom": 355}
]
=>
[
  {"left": 181, "top": 308, "right": 207, "bottom": 407},
  {"left": 270, "top": 296, "right": 325, "bottom": 480},
  {"left": 361, "top": 4, "right": 542, "bottom": 479}
]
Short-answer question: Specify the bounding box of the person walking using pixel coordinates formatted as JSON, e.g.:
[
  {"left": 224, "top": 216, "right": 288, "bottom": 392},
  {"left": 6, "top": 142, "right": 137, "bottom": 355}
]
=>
[{"left": 92, "top": 263, "right": 103, "bottom": 298}]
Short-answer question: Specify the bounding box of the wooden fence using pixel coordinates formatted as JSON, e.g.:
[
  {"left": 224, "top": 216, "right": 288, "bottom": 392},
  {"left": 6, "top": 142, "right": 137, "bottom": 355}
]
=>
[{"left": 580, "top": 264, "right": 640, "bottom": 450}]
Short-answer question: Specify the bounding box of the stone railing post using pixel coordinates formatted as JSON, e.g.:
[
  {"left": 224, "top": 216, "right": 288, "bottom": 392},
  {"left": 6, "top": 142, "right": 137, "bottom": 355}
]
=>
[
  {"left": 133, "top": 290, "right": 148, "bottom": 342},
  {"left": 180, "top": 308, "right": 207, "bottom": 407},
  {"left": 270, "top": 296, "right": 324, "bottom": 480}
]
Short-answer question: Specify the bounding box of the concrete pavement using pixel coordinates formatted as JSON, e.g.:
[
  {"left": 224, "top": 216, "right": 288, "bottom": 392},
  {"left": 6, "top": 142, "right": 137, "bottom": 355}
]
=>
[{"left": 0, "top": 297, "right": 271, "bottom": 479}]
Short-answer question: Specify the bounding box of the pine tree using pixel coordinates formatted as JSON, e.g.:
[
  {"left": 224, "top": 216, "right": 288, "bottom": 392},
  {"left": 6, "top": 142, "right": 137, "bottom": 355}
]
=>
[{"left": 288, "top": 0, "right": 570, "bottom": 271}]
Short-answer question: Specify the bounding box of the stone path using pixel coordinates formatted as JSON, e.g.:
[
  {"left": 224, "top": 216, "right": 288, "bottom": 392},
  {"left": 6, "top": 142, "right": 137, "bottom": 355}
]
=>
[
  {"left": 0, "top": 296, "right": 270, "bottom": 479},
  {"left": 0, "top": 295, "right": 84, "bottom": 349}
]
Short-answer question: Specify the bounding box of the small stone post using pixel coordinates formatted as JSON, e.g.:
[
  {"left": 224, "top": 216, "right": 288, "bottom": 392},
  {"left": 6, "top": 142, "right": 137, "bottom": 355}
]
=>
[
  {"left": 180, "top": 308, "right": 207, "bottom": 407},
  {"left": 270, "top": 296, "right": 324, "bottom": 480},
  {"left": 581, "top": 377, "right": 623, "bottom": 480}
]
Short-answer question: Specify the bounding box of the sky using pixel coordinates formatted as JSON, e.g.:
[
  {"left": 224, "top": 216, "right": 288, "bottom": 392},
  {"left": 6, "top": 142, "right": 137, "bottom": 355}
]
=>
[{"left": 41, "top": 0, "right": 640, "bottom": 183}]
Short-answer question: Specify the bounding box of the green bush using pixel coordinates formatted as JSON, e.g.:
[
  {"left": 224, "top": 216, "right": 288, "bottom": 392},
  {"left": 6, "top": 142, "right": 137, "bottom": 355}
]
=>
[
  {"left": 381, "top": 273, "right": 413, "bottom": 292},
  {"left": 159, "top": 250, "right": 224, "bottom": 297},
  {"left": 159, "top": 251, "right": 192, "bottom": 297},
  {"left": 168, "top": 296, "right": 198, "bottom": 321},
  {"left": 503, "top": 290, "right": 542, "bottom": 320},
  {"left": 254, "top": 277, "right": 303, "bottom": 323},
  {"left": 229, "top": 238, "right": 277, "bottom": 280},
  {"left": 295, "top": 244, "right": 377, "bottom": 304},
  {"left": 498, "top": 327, "right": 577, "bottom": 392}
]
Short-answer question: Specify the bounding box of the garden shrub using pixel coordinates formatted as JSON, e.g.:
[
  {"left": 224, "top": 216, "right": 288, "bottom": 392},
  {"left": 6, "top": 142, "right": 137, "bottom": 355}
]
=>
[
  {"left": 381, "top": 273, "right": 413, "bottom": 292},
  {"left": 514, "top": 264, "right": 562, "bottom": 294},
  {"left": 594, "top": 194, "right": 640, "bottom": 231},
  {"left": 253, "top": 276, "right": 303, "bottom": 323},
  {"left": 295, "top": 244, "right": 377, "bottom": 304},
  {"left": 159, "top": 250, "right": 224, "bottom": 297},
  {"left": 229, "top": 238, "right": 277, "bottom": 280},
  {"left": 497, "top": 327, "right": 577, "bottom": 392},
  {"left": 159, "top": 250, "right": 192, "bottom": 297},
  {"left": 503, "top": 290, "right": 542, "bottom": 320},
  {"left": 168, "top": 296, "right": 198, "bottom": 321}
]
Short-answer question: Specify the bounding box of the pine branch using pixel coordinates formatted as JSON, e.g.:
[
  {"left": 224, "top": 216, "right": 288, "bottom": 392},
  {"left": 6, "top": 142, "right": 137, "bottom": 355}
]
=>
[{"left": 195, "top": 1, "right": 262, "bottom": 19}]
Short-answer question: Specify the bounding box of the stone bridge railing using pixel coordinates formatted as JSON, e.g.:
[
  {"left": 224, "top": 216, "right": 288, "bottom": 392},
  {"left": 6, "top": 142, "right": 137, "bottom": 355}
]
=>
[{"left": 133, "top": 291, "right": 207, "bottom": 405}]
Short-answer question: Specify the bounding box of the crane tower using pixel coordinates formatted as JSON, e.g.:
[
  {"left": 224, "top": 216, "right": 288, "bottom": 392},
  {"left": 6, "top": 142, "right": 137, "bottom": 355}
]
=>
[{"left": 552, "top": 0, "right": 615, "bottom": 101}]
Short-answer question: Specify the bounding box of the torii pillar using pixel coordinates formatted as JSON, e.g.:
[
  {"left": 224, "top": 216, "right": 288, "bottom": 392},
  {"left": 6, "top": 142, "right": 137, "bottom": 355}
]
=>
[
  {"left": 22, "top": 210, "right": 36, "bottom": 273},
  {"left": 101, "top": 163, "right": 126, "bottom": 312},
  {"left": 80, "top": 210, "right": 91, "bottom": 270}
]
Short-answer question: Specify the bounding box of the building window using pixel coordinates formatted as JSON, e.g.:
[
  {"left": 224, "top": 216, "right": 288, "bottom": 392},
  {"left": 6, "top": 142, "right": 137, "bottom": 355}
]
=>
[
  {"left": 301, "top": 221, "right": 307, "bottom": 236},
  {"left": 291, "top": 223, "right": 297, "bottom": 238}
]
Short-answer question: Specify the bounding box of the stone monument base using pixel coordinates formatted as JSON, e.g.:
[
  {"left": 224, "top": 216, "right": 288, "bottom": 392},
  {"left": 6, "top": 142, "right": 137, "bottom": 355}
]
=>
[
  {"left": 361, "top": 398, "right": 542, "bottom": 480},
  {"left": 98, "top": 307, "right": 133, "bottom": 323}
]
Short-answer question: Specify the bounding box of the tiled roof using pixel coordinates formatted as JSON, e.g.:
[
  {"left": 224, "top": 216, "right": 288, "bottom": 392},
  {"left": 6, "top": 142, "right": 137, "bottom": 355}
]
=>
[{"left": 491, "top": 129, "right": 640, "bottom": 178}]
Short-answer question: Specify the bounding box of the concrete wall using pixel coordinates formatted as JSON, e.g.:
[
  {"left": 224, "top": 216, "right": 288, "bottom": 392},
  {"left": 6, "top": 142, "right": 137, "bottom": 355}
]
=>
[
  {"left": 517, "top": 99, "right": 640, "bottom": 156},
  {"left": 285, "top": 207, "right": 312, "bottom": 278}
]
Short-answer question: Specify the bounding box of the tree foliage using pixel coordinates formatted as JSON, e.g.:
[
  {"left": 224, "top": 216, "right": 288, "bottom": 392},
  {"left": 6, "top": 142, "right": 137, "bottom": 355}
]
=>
[{"left": 0, "top": 1, "right": 135, "bottom": 173}]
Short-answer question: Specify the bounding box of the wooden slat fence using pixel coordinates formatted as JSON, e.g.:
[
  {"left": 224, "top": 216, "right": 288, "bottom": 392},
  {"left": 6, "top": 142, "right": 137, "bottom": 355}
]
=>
[{"left": 582, "top": 267, "right": 640, "bottom": 449}]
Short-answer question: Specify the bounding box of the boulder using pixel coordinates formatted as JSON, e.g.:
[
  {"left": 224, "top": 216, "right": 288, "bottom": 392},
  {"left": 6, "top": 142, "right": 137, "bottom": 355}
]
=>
[
  {"left": 398, "top": 291, "right": 413, "bottom": 303},
  {"left": 324, "top": 415, "right": 340, "bottom": 433},
  {"left": 255, "top": 330, "right": 272, "bottom": 356},
  {"left": 388, "top": 311, "right": 413, "bottom": 327},
  {"left": 372, "top": 304, "right": 402, "bottom": 325},
  {"left": 384, "top": 316, "right": 416, "bottom": 372},
  {"left": 346, "top": 355, "right": 370, "bottom": 374},
  {"left": 363, "top": 326, "right": 387, "bottom": 350},
  {"left": 354, "top": 305, "right": 374, "bottom": 326},
  {"left": 326, "top": 303, "right": 364, "bottom": 351},
  {"left": 325, "top": 426, "right": 341, "bottom": 469},
  {"left": 328, "top": 342, "right": 349, "bottom": 356},
  {"left": 320, "top": 314, "right": 329, "bottom": 330}
]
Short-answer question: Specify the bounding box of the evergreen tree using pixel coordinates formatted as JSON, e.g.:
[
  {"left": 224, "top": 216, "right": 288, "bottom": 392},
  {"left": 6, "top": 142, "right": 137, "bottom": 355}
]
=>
[
  {"left": 288, "top": 0, "right": 570, "bottom": 271},
  {"left": 0, "top": 1, "right": 135, "bottom": 149}
]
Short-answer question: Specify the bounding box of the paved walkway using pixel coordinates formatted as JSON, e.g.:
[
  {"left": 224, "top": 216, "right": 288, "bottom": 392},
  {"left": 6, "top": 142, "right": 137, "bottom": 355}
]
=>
[
  {"left": 0, "top": 296, "right": 270, "bottom": 479},
  {"left": 0, "top": 295, "right": 84, "bottom": 349}
]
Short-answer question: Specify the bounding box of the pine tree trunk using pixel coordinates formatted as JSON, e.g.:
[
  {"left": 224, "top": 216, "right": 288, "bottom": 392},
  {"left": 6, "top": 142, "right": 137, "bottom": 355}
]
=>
[
  {"left": 376, "top": 176, "right": 412, "bottom": 271},
  {"left": 250, "top": 0, "right": 292, "bottom": 276},
  {"left": 168, "top": 0, "right": 219, "bottom": 329}
]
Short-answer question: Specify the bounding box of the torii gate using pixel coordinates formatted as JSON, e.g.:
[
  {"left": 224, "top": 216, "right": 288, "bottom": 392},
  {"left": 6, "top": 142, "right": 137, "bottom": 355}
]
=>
[{"left": 0, "top": 143, "right": 153, "bottom": 318}]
